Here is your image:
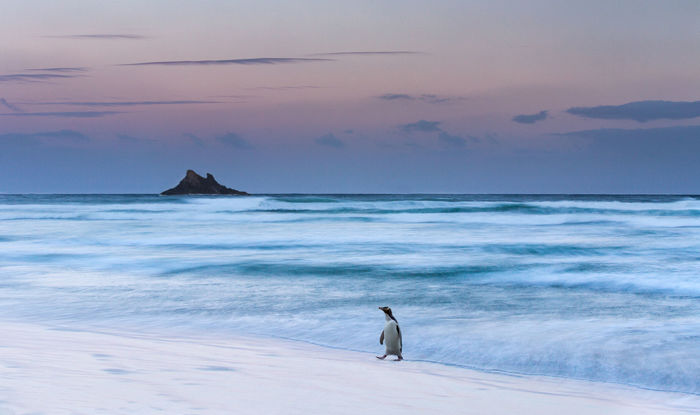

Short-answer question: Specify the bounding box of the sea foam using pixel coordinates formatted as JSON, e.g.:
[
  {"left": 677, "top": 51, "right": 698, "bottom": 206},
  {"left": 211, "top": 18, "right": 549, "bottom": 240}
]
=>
[{"left": 0, "top": 194, "right": 699, "bottom": 393}]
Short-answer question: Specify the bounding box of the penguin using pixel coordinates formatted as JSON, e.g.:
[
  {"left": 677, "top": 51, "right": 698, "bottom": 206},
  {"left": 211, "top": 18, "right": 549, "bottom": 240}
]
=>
[{"left": 377, "top": 306, "right": 403, "bottom": 361}]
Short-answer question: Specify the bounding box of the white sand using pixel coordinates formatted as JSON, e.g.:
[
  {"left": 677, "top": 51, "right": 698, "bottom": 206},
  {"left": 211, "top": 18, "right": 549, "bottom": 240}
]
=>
[{"left": 0, "top": 322, "right": 697, "bottom": 415}]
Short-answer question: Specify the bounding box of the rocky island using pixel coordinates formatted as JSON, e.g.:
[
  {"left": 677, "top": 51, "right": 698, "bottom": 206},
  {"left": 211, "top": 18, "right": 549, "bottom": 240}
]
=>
[{"left": 161, "top": 170, "right": 249, "bottom": 195}]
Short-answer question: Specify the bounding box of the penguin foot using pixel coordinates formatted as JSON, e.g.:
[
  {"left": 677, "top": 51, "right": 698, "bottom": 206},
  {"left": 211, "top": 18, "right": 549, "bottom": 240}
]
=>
[
  {"left": 376, "top": 355, "right": 387, "bottom": 360},
  {"left": 395, "top": 356, "right": 403, "bottom": 361}
]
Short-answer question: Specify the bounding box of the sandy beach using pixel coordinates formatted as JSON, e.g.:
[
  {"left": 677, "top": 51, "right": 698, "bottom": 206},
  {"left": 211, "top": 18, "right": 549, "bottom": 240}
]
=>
[{"left": 1, "top": 322, "right": 697, "bottom": 415}]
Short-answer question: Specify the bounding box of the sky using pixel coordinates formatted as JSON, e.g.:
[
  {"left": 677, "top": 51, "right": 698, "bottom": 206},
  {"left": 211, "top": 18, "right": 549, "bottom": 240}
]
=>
[{"left": 1, "top": 0, "right": 699, "bottom": 193}]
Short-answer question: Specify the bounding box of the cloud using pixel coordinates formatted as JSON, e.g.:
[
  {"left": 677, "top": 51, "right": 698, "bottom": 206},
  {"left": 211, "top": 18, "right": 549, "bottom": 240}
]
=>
[
  {"left": 121, "top": 57, "right": 331, "bottom": 66},
  {"left": 314, "top": 133, "right": 344, "bottom": 148},
  {"left": 312, "top": 51, "right": 420, "bottom": 56},
  {"left": 0, "top": 129, "right": 89, "bottom": 145},
  {"left": 26, "top": 100, "right": 219, "bottom": 107},
  {"left": 0, "top": 98, "right": 22, "bottom": 112},
  {"left": 399, "top": 120, "right": 442, "bottom": 133},
  {"left": 25, "top": 67, "right": 88, "bottom": 72},
  {"left": 184, "top": 133, "right": 205, "bottom": 147},
  {"left": 0, "top": 111, "right": 121, "bottom": 118},
  {"left": 398, "top": 119, "right": 470, "bottom": 148},
  {"left": 378, "top": 93, "right": 463, "bottom": 104},
  {"left": 438, "top": 131, "right": 467, "bottom": 147},
  {"left": 556, "top": 125, "right": 700, "bottom": 140},
  {"left": 0, "top": 73, "right": 79, "bottom": 82},
  {"left": 378, "top": 93, "right": 413, "bottom": 101},
  {"left": 418, "top": 94, "right": 462, "bottom": 104},
  {"left": 566, "top": 100, "right": 700, "bottom": 122},
  {"left": 513, "top": 110, "right": 548, "bottom": 124},
  {"left": 216, "top": 132, "right": 253, "bottom": 149},
  {"left": 45, "top": 34, "right": 147, "bottom": 40}
]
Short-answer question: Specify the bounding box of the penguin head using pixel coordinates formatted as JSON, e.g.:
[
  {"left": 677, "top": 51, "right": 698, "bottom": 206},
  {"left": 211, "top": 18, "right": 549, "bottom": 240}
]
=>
[{"left": 379, "top": 306, "right": 397, "bottom": 322}]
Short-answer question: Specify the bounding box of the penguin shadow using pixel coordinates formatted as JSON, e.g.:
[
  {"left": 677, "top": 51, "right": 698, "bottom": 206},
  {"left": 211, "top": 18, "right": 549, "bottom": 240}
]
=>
[{"left": 376, "top": 356, "right": 404, "bottom": 362}]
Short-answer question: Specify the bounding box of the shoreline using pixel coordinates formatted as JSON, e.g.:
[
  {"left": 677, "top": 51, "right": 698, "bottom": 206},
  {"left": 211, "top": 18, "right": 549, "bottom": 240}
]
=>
[{"left": 1, "top": 321, "right": 697, "bottom": 414}]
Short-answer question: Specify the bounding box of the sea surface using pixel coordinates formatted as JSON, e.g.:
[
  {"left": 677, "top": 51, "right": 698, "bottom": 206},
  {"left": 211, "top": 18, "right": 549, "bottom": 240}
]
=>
[{"left": 1, "top": 194, "right": 699, "bottom": 394}]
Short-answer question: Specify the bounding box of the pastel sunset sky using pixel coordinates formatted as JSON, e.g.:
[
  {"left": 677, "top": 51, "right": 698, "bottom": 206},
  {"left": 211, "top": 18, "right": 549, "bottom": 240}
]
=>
[{"left": 2, "top": 0, "right": 699, "bottom": 193}]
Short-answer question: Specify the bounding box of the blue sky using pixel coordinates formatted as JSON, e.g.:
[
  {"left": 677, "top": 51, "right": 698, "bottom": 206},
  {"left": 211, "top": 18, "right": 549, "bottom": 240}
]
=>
[{"left": 1, "top": 0, "right": 699, "bottom": 193}]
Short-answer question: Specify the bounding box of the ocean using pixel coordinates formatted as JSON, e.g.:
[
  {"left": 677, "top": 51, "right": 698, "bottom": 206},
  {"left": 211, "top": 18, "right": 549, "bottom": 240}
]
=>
[{"left": 1, "top": 194, "right": 699, "bottom": 394}]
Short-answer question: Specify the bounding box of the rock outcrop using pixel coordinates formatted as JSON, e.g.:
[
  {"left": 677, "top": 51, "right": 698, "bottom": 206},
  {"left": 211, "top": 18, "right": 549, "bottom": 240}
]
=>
[{"left": 161, "top": 170, "right": 249, "bottom": 195}]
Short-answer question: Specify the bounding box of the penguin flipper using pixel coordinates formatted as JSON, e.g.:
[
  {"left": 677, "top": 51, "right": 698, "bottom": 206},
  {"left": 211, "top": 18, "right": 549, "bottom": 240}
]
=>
[
  {"left": 379, "top": 330, "right": 384, "bottom": 345},
  {"left": 396, "top": 325, "right": 402, "bottom": 353}
]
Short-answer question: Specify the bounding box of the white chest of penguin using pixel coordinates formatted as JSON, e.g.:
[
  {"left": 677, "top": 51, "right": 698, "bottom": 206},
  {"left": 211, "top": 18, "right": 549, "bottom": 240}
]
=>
[{"left": 383, "top": 320, "right": 401, "bottom": 353}]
